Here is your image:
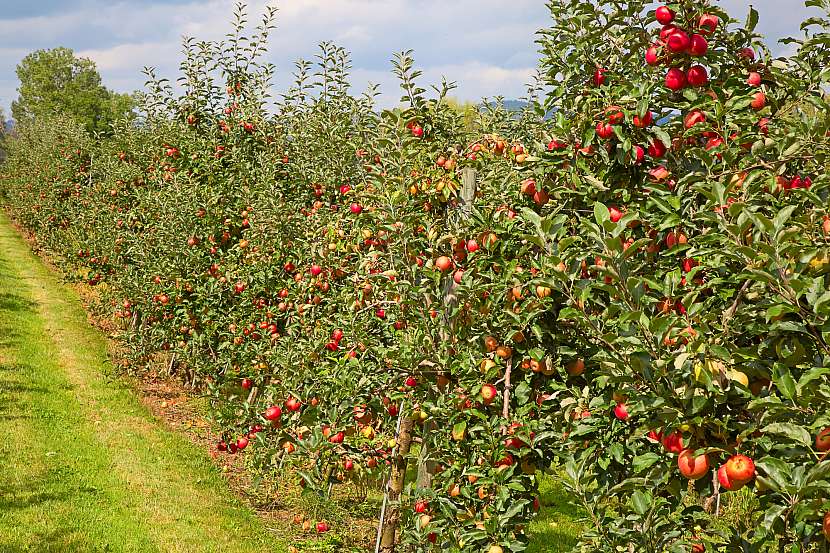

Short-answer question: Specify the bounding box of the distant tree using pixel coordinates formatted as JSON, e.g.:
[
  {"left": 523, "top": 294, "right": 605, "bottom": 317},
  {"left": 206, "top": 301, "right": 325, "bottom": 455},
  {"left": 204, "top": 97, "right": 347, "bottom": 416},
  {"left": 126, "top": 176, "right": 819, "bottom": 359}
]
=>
[{"left": 12, "top": 47, "right": 135, "bottom": 135}]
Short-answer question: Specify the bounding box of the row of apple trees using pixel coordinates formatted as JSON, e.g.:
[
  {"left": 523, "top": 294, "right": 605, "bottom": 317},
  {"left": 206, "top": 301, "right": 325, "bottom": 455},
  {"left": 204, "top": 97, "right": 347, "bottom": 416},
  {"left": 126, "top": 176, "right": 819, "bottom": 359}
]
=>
[{"left": 1, "top": 1, "right": 829, "bottom": 551}]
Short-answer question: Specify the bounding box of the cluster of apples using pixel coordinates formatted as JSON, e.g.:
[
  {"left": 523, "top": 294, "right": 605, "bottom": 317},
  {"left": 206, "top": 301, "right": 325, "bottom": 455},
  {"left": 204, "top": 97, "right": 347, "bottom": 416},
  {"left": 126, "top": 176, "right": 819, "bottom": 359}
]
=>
[{"left": 646, "top": 6, "right": 718, "bottom": 91}]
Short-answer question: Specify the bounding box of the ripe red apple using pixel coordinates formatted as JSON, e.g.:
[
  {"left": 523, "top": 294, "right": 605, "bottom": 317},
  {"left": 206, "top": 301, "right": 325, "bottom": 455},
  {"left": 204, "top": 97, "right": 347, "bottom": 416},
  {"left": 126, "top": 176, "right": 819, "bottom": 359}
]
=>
[
  {"left": 328, "top": 431, "right": 345, "bottom": 444},
  {"left": 662, "top": 431, "right": 684, "bottom": 453},
  {"left": 350, "top": 203, "right": 363, "bottom": 214},
  {"left": 609, "top": 205, "right": 623, "bottom": 223},
  {"left": 520, "top": 179, "right": 537, "bottom": 196},
  {"left": 684, "top": 110, "right": 706, "bottom": 129},
  {"left": 332, "top": 329, "right": 344, "bottom": 343},
  {"left": 655, "top": 5, "right": 674, "bottom": 25},
  {"left": 592, "top": 68, "right": 607, "bottom": 86},
  {"left": 667, "top": 30, "right": 690, "bottom": 54},
  {"left": 286, "top": 397, "right": 302, "bottom": 412},
  {"left": 436, "top": 256, "right": 453, "bottom": 272},
  {"left": 747, "top": 72, "right": 762, "bottom": 87},
  {"left": 264, "top": 405, "right": 282, "bottom": 421},
  {"left": 698, "top": 14, "right": 719, "bottom": 35},
  {"left": 632, "top": 145, "right": 645, "bottom": 164},
  {"left": 480, "top": 383, "right": 498, "bottom": 405},
  {"left": 632, "top": 111, "right": 653, "bottom": 128},
  {"left": 596, "top": 122, "right": 614, "bottom": 139},
  {"left": 751, "top": 92, "right": 767, "bottom": 110},
  {"left": 612, "top": 403, "right": 630, "bottom": 421},
  {"left": 738, "top": 47, "right": 756, "bottom": 61},
  {"left": 310, "top": 264, "right": 322, "bottom": 277},
  {"left": 646, "top": 44, "right": 661, "bottom": 66},
  {"left": 678, "top": 449, "right": 710, "bottom": 480},
  {"left": 725, "top": 454, "right": 756, "bottom": 483},
  {"left": 405, "top": 376, "right": 417, "bottom": 387},
  {"left": 665, "top": 67, "right": 687, "bottom": 91},
  {"left": 648, "top": 139, "right": 667, "bottom": 158},
  {"left": 414, "top": 500, "right": 429, "bottom": 514},
  {"left": 718, "top": 463, "right": 745, "bottom": 491},
  {"left": 316, "top": 521, "right": 329, "bottom": 533},
  {"left": 236, "top": 436, "right": 249, "bottom": 450},
  {"left": 688, "top": 34, "right": 708, "bottom": 56},
  {"left": 241, "top": 378, "right": 253, "bottom": 390},
  {"left": 344, "top": 459, "right": 354, "bottom": 471},
  {"left": 815, "top": 428, "right": 830, "bottom": 452},
  {"left": 686, "top": 65, "right": 709, "bottom": 87},
  {"left": 411, "top": 125, "right": 424, "bottom": 138},
  {"left": 466, "top": 239, "right": 479, "bottom": 253},
  {"left": 453, "top": 270, "right": 464, "bottom": 284}
]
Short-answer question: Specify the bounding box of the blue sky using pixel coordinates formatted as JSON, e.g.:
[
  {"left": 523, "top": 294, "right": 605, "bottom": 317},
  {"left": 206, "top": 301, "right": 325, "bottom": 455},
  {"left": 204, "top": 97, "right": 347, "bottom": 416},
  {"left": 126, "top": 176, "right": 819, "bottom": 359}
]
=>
[{"left": 0, "top": 0, "right": 821, "bottom": 116}]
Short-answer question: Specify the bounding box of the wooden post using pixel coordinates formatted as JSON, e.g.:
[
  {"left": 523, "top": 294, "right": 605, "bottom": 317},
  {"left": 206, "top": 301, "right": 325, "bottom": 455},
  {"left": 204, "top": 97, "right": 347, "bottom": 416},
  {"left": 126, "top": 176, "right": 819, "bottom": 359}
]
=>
[{"left": 378, "top": 416, "right": 415, "bottom": 553}]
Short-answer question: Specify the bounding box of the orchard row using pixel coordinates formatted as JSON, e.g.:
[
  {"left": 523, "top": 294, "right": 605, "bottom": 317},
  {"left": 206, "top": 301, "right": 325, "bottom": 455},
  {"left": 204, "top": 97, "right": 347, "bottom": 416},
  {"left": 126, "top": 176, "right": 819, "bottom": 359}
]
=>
[{"left": 2, "top": 1, "right": 830, "bottom": 551}]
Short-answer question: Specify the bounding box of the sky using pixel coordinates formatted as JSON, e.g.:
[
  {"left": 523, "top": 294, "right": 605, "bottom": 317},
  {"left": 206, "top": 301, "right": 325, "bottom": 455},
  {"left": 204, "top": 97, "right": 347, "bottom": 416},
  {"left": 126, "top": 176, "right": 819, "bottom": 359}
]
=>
[{"left": 0, "top": 0, "right": 822, "bottom": 117}]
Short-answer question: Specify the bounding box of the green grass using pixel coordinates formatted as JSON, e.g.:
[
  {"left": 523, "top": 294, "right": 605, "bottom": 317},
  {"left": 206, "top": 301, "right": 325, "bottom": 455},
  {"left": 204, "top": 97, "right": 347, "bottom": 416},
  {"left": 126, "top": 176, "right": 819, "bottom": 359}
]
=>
[
  {"left": 0, "top": 213, "right": 289, "bottom": 553},
  {"left": 526, "top": 474, "right": 584, "bottom": 552}
]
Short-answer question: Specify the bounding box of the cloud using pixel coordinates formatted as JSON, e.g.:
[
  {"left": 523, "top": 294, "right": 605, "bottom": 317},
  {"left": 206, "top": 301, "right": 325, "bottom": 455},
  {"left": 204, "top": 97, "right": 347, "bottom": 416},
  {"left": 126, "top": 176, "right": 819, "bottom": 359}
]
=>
[{"left": 0, "top": 0, "right": 822, "bottom": 118}]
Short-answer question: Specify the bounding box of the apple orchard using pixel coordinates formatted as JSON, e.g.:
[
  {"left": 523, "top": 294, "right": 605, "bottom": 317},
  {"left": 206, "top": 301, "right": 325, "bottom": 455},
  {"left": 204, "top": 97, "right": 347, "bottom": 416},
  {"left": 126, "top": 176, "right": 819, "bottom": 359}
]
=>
[{"left": 2, "top": 0, "right": 830, "bottom": 552}]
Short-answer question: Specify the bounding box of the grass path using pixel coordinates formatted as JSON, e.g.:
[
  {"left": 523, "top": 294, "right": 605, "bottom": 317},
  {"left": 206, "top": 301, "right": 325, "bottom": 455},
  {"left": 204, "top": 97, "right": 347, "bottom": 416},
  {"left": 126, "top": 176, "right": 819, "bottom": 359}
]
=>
[{"left": 0, "top": 212, "right": 288, "bottom": 553}]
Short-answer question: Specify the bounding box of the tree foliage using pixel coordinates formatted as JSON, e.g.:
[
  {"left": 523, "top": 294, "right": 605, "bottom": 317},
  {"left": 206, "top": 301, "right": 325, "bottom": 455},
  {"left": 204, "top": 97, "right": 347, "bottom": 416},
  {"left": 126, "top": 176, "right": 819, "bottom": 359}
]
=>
[{"left": 11, "top": 47, "right": 135, "bottom": 135}]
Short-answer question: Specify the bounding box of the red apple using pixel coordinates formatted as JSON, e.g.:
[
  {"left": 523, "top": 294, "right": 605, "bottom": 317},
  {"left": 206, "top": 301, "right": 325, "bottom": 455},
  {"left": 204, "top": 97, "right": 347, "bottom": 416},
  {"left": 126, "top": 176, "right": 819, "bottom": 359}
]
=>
[
  {"left": 264, "top": 405, "right": 282, "bottom": 421},
  {"left": 350, "top": 203, "right": 363, "bottom": 214},
  {"left": 738, "top": 47, "right": 756, "bottom": 61},
  {"left": 609, "top": 205, "right": 623, "bottom": 223},
  {"left": 699, "top": 14, "right": 719, "bottom": 35},
  {"left": 815, "top": 428, "right": 830, "bottom": 452},
  {"left": 684, "top": 110, "right": 706, "bottom": 129},
  {"left": 678, "top": 449, "right": 710, "bottom": 480},
  {"left": 747, "top": 72, "right": 762, "bottom": 87},
  {"left": 718, "top": 464, "right": 745, "bottom": 491},
  {"left": 667, "top": 30, "right": 690, "bottom": 53},
  {"left": 751, "top": 92, "right": 767, "bottom": 110},
  {"left": 480, "top": 384, "right": 498, "bottom": 405},
  {"left": 648, "top": 139, "right": 667, "bottom": 158},
  {"left": 592, "top": 68, "right": 607, "bottom": 86},
  {"left": 725, "top": 454, "right": 756, "bottom": 483},
  {"left": 241, "top": 378, "right": 253, "bottom": 390},
  {"left": 236, "top": 436, "right": 249, "bottom": 450},
  {"left": 632, "top": 111, "right": 653, "bottom": 128},
  {"left": 665, "top": 67, "right": 687, "bottom": 91},
  {"left": 436, "top": 256, "right": 453, "bottom": 272},
  {"left": 405, "top": 376, "right": 417, "bottom": 387},
  {"left": 596, "top": 122, "right": 615, "bottom": 139},
  {"left": 414, "top": 500, "right": 429, "bottom": 514},
  {"left": 316, "top": 521, "right": 329, "bottom": 533},
  {"left": 686, "top": 65, "right": 709, "bottom": 87},
  {"left": 662, "top": 431, "right": 684, "bottom": 453},
  {"left": 613, "top": 403, "right": 630, "bottom": 421},
  {"left": 646, "top": 44, "right": 661, "bottom": 66},
  {"left": 655, "top": 6, "right": 674, "bottom": 25},
  {"left": 688, "top": 34, "right": 708, "bottom": 56}
]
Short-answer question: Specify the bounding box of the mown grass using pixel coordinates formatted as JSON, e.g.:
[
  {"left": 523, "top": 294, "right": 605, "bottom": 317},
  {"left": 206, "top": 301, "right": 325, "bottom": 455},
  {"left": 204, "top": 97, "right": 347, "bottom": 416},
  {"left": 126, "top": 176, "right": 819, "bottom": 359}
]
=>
[{"left": 0, "top": 213, "right": 289, "bottom": 553}]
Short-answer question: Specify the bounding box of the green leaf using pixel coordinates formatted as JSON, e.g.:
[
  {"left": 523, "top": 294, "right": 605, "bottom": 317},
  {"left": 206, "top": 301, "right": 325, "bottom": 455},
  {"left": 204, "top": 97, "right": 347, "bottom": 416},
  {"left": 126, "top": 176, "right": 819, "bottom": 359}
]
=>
[
  {"left": 594, "top": 202, "right": 610, "bottom": 226},
  {"left": 761, "top": 423, "right": 811, "bottom": 447},
  {"left": 631, "top": 490, "right": 651, "bottom": 515}
]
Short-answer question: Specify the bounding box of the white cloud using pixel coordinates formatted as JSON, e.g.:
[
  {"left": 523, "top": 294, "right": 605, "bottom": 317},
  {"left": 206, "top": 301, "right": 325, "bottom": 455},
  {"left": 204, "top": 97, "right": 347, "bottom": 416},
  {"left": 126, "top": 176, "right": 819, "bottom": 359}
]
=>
[{"left": 0, "top": 0, "right": 822, "bottom": 119}]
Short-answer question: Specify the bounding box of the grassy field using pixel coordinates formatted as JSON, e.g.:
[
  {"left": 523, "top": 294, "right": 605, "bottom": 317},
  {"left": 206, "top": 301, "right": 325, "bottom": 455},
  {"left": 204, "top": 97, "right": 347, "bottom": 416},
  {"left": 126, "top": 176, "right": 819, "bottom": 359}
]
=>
[
  {"left": 0, "top": 211, "right": 583, "bottom": 552},
  {"left": 0, "top": 213, "right": 290, "bottom": 553}
]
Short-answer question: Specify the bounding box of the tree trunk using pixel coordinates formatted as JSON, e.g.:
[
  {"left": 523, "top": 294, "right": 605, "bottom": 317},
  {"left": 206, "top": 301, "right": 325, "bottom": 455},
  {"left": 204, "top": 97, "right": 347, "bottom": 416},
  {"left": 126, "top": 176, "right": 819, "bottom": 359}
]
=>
[{"left": 379, "top": 416, "right": 415, "bottom": 553}]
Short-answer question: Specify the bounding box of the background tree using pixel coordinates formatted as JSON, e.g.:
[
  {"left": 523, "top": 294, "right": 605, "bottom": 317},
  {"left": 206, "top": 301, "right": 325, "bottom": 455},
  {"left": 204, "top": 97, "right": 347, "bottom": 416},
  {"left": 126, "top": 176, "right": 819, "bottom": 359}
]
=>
[{"left": 11, "top": 47, "right": 135, "bottom": 135}]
